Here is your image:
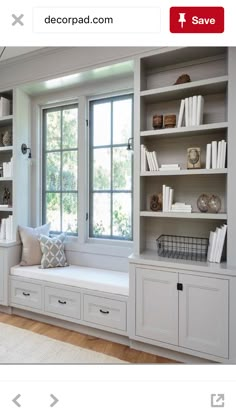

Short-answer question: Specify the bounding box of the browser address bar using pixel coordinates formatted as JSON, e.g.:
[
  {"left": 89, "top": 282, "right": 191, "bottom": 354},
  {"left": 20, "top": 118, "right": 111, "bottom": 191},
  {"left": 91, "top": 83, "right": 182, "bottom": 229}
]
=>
[{"left": 33, "top": 7, "right": 161, "bottom": 33}]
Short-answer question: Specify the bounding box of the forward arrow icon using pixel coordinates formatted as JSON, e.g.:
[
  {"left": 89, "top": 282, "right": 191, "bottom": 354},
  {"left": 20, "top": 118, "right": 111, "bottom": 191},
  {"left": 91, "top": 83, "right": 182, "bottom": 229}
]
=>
[{"left": 50, "top": 394, "right": 59, "bottom": 407}]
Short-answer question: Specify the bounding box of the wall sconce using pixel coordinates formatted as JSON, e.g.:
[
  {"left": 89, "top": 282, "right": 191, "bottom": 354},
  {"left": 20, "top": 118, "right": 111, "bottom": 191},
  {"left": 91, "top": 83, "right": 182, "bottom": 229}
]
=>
[
  {"left": 21, "top": 143, "right": 32, "bottom": 159},
  {"left": 127, "top": 137, "right": 133, "bottom": 151}
]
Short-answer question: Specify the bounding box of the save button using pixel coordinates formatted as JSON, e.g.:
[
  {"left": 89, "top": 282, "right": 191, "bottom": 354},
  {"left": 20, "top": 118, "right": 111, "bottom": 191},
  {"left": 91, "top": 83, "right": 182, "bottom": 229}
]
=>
[{"left": 170, "top": 7, "right": 224, "bottom": 33}]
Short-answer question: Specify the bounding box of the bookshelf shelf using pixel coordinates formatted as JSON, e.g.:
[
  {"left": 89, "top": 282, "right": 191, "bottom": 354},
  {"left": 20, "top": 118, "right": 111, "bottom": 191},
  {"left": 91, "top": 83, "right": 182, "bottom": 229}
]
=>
[
  {"left": 140, "top": 76, "right": 228, "bottom": 103},
  {"left": 0, "top": 146, "right": 13, "bottom": 153},
  {"left": 141, "top": 169, "right": 228, "bottom": 177},
  {"left": 141, "top": 122, "right": 228, "bottom": 140},
  {"left": 0, "top": 177, "right": 13, "bottom": 182},
  {"left": 0, "top": 115, "right": 13, "bottom": 127},
  {"left": 140, "top": 211, "right": 227, "bottom": 220},
  {"left": 0, "top": 207, "right": 13, "bottom": 212}
]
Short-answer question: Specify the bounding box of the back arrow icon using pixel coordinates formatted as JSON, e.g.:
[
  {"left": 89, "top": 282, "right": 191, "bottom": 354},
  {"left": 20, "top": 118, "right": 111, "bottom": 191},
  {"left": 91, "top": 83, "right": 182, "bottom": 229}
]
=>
[
  {"left": 50, "top": 394, "right": 59, "bottom": 407},
  {"left": 12, "top": 394, "right": 21, "bottom": 407}
]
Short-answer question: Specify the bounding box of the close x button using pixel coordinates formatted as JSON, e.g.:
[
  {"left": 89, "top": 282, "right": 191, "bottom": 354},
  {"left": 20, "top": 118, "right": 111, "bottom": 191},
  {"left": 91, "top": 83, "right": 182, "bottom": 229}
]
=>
[{"left": 170, "top": 7, "right": 224, "bottom": 33}]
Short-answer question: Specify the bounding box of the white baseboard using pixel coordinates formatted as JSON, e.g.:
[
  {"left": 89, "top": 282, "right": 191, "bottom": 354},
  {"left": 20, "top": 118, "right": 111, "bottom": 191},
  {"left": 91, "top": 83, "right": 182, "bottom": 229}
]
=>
[{"left": 0, "top": 305, "right": 13, "bottom": 314}]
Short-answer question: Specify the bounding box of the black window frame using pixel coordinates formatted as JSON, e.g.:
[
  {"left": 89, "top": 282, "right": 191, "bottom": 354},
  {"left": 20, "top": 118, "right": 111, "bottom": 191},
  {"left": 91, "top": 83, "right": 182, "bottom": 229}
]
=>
[
  {"left": 89, "top": 93, "right": 134, "bottom": 241},
  {"left": 42, "top": 103, "right": 79, "bottom": 235}
]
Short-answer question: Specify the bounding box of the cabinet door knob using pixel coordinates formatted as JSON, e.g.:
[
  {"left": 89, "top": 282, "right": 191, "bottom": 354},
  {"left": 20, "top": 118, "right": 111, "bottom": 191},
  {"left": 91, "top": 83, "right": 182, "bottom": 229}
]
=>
[
  {"left": 58, "top": 300, "right": 67, "bottom": 305},
  {"left": 22, "top": 292, "right": 30, "bottom": 296},
  {"left": 99, "top": 309, "right": 109, "bottom": 314}
]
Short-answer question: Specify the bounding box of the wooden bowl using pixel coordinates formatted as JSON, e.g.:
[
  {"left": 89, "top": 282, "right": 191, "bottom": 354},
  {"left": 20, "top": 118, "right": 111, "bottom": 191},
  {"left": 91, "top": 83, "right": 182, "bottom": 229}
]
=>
[{"left": 164, "top": 114, "right": 176, "bottom": 128}]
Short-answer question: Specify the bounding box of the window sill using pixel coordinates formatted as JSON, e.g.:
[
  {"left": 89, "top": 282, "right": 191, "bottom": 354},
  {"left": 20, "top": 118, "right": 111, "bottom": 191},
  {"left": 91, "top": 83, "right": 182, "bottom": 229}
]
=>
[{"left": 65, "top": 236, "right": 133, "bottom": 258}]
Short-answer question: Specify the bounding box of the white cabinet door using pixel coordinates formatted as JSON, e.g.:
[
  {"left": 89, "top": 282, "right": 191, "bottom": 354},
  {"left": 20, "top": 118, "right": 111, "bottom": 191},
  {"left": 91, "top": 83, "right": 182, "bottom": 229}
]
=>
[
  {"left": 136, "top": 268, "right": 178, "bottom": 345},
  {"left": 179, "top": 274, "right": 228, "bottom": 358},
  {"left": 0, "top": 249, "right": 3, "bottom": 302}
]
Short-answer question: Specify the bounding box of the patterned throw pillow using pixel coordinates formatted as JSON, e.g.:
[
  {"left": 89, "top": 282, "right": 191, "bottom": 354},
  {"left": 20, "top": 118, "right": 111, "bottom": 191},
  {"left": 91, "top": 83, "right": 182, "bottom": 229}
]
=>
[{"left": 39, "top": 233, "right": 68, "bottom": 269}]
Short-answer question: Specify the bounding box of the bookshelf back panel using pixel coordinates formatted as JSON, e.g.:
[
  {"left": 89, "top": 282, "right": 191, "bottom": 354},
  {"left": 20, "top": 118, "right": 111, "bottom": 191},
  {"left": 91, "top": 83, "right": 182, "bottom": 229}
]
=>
[
  {"left": 142, "top": 175, "right": 226, "bottom": 213},
  {"left": 143, "top": 93, "right": 227, "bottom": 131},
  {"left": 141, "top": 133, "right": 227, "bottom": 170},
  {"left": 142, "top": 218, "right": 226, "bottom": 251},
  {"left": 144, "top": 56, "right": 227, "bottom": 91}
]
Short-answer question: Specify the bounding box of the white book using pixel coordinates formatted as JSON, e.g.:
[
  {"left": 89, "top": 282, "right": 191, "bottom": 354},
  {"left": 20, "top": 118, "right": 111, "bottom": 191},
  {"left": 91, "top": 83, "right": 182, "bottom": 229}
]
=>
[
  {"left": 212, "top": 227, "right": 221, "bottom": 262},
  {"left": 216, "top": 224, "right": 227, "bottom": 263},
  {"left": 162, "top": 185, "right": 166, "bottom": 212},
  {"left": 1, "top": 219, "right": 6, "bottom": 240},
  {"left": 206, "top": 143, "right": 211, "bottom": 169},
  {"left": 177, "top": 99, "right": 185, "bottom": 128},
  {"left": 172, "top": 205, "right": 192, "bottom": 209},
  {"left": 159, "top": 167, "right": 181, "bottom": 171},
  {"left": 192, "top": 95, "right": 197, "bottom": 126},
  {"left": 0, "top": 97, "right": 10, "bottom": 117},
  {"left": 211, "top": 141, "right": 217, "bottom": 169},
  {"left": 208, "top": 230, "right": 217, "bottom": 262},
  {"left": 184, "top": 98, "right": 189, "bottom": 127},
  {"left": 146, "top": 151, "right": 153, "bottom": 171},
  {"left": 152, "top": 151, "right": 159, "bottom": 171},
  {"left": 196, "top": 95, "right": 204, "bottom": 125},
  {"left": 141, "top": 145, "right": 147, "bottom": 172},
  {"left": 150, "top": 152, "right": 156, "bottom": 171},
  {"left": 169, "top": 188, "right": 174, "bottom": 211},
  {"left": 221, "top": 140, "right": 227, "bottom": 169},
  {"left": 207, "top": 231, "right": 214, "bottom": 261},
  {"left": 188, "top": 96, "right": 193, "bottom": 127},
  {"left": 165, "top": 186, "right": 170, "bottom": 212},
  {"left": 161, "top": 164, "right": 180, "bottom": 168},
  {"left": 5, "top": 217, "right": 11, "bottom": 240},
  {"left": 171, "top": 209, "right": 192, "bottom": 213},
  {"left": 217, "top": 141, "right": 222, "bottom": 169}
]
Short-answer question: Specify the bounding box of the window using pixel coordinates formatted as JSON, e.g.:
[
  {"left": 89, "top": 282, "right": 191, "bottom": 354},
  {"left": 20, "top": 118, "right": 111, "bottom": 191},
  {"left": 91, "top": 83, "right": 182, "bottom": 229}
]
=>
[
  {"left": 42, "top": 104, "right": 78, "bottom": 234},
  {"left": 89, "top": 94, "right": 133, "bottom": 240}
]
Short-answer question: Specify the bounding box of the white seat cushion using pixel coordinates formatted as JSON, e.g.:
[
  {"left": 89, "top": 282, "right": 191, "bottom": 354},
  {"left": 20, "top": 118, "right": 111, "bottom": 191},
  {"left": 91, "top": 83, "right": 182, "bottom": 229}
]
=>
[{"left": 10, "top": 265, "right": 129, "bottom": 296}]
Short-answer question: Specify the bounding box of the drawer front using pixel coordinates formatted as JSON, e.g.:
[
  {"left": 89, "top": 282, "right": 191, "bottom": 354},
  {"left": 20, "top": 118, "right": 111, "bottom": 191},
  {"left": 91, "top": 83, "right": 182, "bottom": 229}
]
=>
[
  {"left": 10, "top": 279, "right": 42, "bottom": 310},
  {"left": 83, "top": 294, "right": 127, "bottom": 331},
  {"left": 45, "top": 287, "right": 81, "bottom": 320}
]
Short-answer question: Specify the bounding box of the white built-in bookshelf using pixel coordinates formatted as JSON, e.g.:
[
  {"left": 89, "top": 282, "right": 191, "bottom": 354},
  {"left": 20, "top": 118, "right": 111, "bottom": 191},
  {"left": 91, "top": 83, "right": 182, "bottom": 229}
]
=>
[
  {"left": 0, "top": 88, "right": 30, "bottom": 243},
  {"left": 134, "top": 47, "right": 230, "bottom": 265}
]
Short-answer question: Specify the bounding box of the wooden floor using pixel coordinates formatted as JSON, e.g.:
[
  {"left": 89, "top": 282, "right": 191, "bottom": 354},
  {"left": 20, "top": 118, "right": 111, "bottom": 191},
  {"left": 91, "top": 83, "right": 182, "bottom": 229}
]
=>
[{"left": 0, "top": 313, "right": 176, "bottom": 363}]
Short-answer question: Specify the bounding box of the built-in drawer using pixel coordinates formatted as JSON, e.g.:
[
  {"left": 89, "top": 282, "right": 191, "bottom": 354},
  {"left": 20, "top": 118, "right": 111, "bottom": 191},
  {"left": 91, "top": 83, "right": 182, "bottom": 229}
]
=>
[
  {"left": 44, "top": 286, "right": 81, "bottom": 320},
  {"left": 10, "top": 279, "right": 42, "bottom": 310},
  {"left": 83, "top": 294, "right": 127, "bottom": 331}
]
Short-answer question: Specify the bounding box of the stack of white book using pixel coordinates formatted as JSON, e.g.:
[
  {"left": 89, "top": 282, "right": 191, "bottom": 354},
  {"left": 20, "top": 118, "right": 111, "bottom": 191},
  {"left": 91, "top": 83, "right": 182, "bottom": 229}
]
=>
[
  {"left": 0, "top": 215, "right": 13, "bottom": 240},
  {"left": 206, "top": 140, "right": 227, "bottom": 169},
  {"left": 177, "top": 95, "right": 204, "bottom": 128},
  {"left": 207, "top": 224, "right": 227, "bottom": 263},
  {"left": 0, "top": 97, "right": 11, "bottom": 117},
  {"left": 140, "top": 145, "right": 159, "bottom": 171},
  {"left": 162, "top": 185, "right": 174, "bottom": 212},
  {"left": 171, "top": 202, "right": 192, "bottom": 213},
  {"left": 3, "top": 157, "right": 13, "bottom": 178},
  {"left": 160, "top": 164, "right": 180, "bottom": 171}
]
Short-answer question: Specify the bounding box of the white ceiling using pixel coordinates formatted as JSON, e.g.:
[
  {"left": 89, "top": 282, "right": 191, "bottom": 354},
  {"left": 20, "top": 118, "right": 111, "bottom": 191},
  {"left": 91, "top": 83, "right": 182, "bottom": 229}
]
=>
[{"left": 0, "top": 47, "right": 44, "bottom": 62}]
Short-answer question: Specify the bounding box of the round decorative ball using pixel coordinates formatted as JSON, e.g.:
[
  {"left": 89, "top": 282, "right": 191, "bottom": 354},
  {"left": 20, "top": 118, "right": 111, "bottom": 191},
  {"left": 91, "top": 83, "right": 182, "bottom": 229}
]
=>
[
  {"left": 2, "top": 131, "right": 12, "bottom": 146},
  {"left": 197, "top": 194, "right": 209, "bottom": 213},
  {"left": 208, "top": 194, "right": 221, "bottom": 213}
]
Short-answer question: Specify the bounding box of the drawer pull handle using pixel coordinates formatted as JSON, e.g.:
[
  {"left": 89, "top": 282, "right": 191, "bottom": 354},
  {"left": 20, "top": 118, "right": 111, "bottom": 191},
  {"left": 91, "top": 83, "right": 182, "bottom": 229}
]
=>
[
  {"left": 22, "top": 292, "right": 30, "bottom": 297},
  {"left": 58, "top": 300, "right": 67, "bottom": 305},
  {"left": 100, "top": 309, "right": 109, "bottom": 315}
]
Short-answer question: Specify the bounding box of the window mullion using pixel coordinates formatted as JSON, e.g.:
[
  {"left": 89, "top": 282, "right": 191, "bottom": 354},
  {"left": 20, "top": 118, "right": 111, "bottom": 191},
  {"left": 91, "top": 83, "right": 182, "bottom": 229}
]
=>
[
  {"left": 60, "top": 109, "right": 63, "bottom": 232},
  {"left": 110, "top": 99, "right": 113, "bottom": 238}
]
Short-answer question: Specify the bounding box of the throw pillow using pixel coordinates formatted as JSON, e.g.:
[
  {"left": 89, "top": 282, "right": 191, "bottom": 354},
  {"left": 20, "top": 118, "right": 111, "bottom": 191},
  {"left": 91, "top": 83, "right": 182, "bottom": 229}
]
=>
[
  {"left": 39, "top": 233, "right": 68, "bottom": 269},
  {"left": 18, "top": 223, "right": 51, "bottom": 266}
]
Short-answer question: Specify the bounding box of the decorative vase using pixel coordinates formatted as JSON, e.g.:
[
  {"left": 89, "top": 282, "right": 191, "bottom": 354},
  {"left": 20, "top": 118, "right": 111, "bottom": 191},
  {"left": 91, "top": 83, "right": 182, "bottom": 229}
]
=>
[
  {"left": 197, "top": 194, "right": 209, "bottom": 213},
  {"left": 2, "top": 131, "right": 12, "bottom": 146},
  {"left": 152, "top": 115, "right": 163, "bottom": 129},
  {"left": 164, "top": 114, "right": 176, "bottom": 128},
  {"left": 208, "top": 194, "right": 221, "bottom": 213}
]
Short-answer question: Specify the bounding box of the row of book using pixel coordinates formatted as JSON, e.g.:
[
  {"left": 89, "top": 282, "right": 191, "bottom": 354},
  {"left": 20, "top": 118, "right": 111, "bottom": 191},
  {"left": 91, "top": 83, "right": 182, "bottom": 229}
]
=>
[
  {"left": 206, "top": 140, "right": 227, "bottom": 169},
  {"left": 171, "top": 202, "right": 192, "bottom": 213},
  {"left": 0, "top": 215, "right": 13, "bottom": 241},
  {"left": 0, "top": 97, "right": 11, "bottom": 118},
  {"left": 177, "top": 95, "right": 204, "bottom": 128},
  {"left": 141, "top": 146, "right": 181, "bottom": 172},
  {"left": 140, "top": 145, "right": 159, "bottom": 171},
  {"left": 162, "top": 185, "right": 174, "bottom": 212},
  {"left": 2, "top": 158, "right": 13, "bottom": 178},
  {"left": 207, "top": 224, "right": 227, "bottom": 263}
]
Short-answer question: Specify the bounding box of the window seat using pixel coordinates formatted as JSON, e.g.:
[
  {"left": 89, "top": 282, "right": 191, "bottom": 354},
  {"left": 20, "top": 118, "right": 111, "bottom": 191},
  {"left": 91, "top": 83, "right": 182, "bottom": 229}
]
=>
[{"left": 10, "top": 264, "right": 129, "bottom": 296}]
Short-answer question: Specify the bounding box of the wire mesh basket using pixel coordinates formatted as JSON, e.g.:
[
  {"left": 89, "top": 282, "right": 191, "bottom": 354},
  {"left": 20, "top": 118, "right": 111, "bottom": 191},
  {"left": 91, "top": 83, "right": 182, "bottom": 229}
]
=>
[{"left": 156, "top": 234, "right": 209, "bottom": 261}]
